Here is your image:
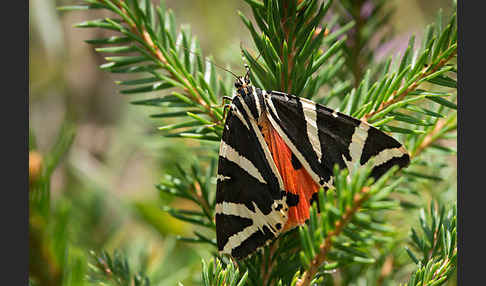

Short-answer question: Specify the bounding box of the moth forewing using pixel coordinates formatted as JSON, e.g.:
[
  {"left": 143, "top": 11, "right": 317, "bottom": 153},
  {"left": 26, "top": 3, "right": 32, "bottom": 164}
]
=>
[{"left": 215, "top": 93, "right": 288, "bottom": 260}]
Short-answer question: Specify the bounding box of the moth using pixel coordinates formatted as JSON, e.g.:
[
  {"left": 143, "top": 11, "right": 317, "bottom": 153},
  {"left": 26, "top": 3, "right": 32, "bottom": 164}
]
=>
[{"left": 215, "top": 68, "right": 410, "bottom": 260}]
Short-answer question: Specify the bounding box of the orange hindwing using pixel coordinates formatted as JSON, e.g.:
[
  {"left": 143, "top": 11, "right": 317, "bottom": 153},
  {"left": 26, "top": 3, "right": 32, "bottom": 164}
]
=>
[{"left": 259, "top": 114, "right": 319, "bottom": 231}]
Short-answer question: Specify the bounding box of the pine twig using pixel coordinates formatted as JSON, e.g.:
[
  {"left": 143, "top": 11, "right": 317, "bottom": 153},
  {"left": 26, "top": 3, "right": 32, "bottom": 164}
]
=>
[
  {"left": 402, "top": 203, "right": 457, "bottom": 286},
  {"left": 362, "top": 50, "right": 457, "bottom": 122},
  {"left": 261, "top": 241, "right": 279, "bottom": 286},
  {"left": 412, "top": 118, "right": 447, "bottom": 157},
  {"left": 376, "top": 256, "right": 394, "bottom": 286},
  {"left": 280, "top": 2, "right": 294, "bottom": 93},
  {"left": 193, "top": 180, "right": 213, "bottom": 222},
  {"left": 296, "top": 187, "right": 371, "bottom": 286},
  {"left": 112, "top": 1, "right": 219, "bottom": 123},
  {"left": 201, "top": 258, "right": 249, "bottom": 286}
]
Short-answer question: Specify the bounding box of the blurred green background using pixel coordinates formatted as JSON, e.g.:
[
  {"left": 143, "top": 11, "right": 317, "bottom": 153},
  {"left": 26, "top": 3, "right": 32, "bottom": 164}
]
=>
[{"left": 29, "top": 0, "right": 455, "bottom": 285}]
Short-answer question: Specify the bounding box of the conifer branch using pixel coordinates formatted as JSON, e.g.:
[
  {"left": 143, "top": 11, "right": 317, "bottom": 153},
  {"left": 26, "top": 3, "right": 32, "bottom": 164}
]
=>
[
  {"left": 61, "top": 0, "right": 230, "bottom": 141},
  {"left": 193, "top": 180, "right": 213, "bottom": 223},
  {"left": 333, "top": 0, "right": 393, "bottom": 85},
  {"left": 111, "top": 0, "right": 219, "bottom": 123},
  {"left": 402, "top": 203, "right": 457, "bottom": 286},
  {"left": 362, "top": 50, "right": 457, "bottom": 122},
  {"left": 376, "top": 255, "right": 394, "bottom": 286},
  {"left": 157, "top": 159, "right": 217, "bottom": 247},
  {"left": 201, "top": 258, "right": 249, "bottom": 286},
  {"left": 335, "top": 0, "right": 396, "bottom": 86},
  {"left": 297, "top": 186, "right": 371, "bottom": 286},
  {"left": 89, "top": 250, "right": 151, "bottom": 286},
  {"left": 241, "top": 0, "right": 352, "bottom": 98},
  {"left": 261, "top": 241, "right": 279, "bottom": 286},
  {"left": 412, "top": 117, "right": 450, "bottom": 157}
]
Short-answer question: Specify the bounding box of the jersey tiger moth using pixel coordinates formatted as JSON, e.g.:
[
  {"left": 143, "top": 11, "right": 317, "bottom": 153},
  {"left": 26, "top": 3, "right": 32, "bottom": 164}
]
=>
[{"left": 215, "top": 69, "right": 410, "bottom": 260}]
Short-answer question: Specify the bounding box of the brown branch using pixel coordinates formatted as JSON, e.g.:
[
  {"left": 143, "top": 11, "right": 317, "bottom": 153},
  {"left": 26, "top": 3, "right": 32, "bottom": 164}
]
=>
[
  {"left": 433, "top": 247, "right": 456, "bottom": 278},
  {"left": 279, "top": 4, "right": 329, "bottom": 94},
  {"left": 193, "top": 181, "right": 213, "bottom": 222},
  {"left": 376, "top": 256, "right": 394, "bottom": 286},
  {"left": 110, "top": 0, "right": 219, "bottom": 122},
  {"left": 412, "top": 118, "right": 448, "bottom": 158},
  {"left": 280, "top": 2, "right": 293, "bottom": 93},
  {"left": 296, "top": 187, "right": 371, "bottom": 286},
  {"left": 350, "top": 2, "right": 365, "bottom": 87},
  {"left": 362, "top": 50, "right": 457, "bottom": 122},
  {"left": 261, "top": 241, "right": 279, "bottom": 286}
]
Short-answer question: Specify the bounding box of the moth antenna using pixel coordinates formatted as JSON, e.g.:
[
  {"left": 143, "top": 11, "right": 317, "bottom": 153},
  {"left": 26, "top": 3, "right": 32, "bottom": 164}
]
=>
[
  {"left": 176, "top": 44, "right": 239, "bottom": 79},
  {"left": 244, "top": 63, "right": 251, "bottom": 80},
  {"left": 239, "top": 41, "right": 262, "bottom": 78},
  {"left": 212, "top": 62, "right": 240, "bottom": 80}
]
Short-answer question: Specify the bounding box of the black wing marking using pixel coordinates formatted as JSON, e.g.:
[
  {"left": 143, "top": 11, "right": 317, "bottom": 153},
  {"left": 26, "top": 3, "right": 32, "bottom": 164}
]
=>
[
  {"left": 216, "top": 95, "right": 287, "bottom": 260},
  {"left": 264, "top": 90, "right": 410, "bottom": 185}
]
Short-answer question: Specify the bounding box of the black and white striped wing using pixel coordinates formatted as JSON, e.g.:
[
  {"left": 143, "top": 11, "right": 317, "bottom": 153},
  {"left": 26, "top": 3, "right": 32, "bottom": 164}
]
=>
[
  {"left": 216, "top": 96, "right": 288, "bottom": 260},
  {"left": 264, "top": 91, "right": 410, "bottom": 187}
]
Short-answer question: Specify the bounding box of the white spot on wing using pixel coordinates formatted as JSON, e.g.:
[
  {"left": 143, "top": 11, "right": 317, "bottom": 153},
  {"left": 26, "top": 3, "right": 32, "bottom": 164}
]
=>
[{"left": 217, "top": 174, "right": 231, "bottom": 182}]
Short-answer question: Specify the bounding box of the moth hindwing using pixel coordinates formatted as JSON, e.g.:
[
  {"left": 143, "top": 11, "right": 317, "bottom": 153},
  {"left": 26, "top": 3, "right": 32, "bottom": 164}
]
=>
[{"left": 215, "top": 77, "right": 410, "bottom": 259}]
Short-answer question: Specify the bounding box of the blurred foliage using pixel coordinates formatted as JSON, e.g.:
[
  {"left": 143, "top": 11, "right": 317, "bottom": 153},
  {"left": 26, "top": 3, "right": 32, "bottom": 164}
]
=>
[{"left": 30, "top": 0, "right": 456, "bottom": 285}]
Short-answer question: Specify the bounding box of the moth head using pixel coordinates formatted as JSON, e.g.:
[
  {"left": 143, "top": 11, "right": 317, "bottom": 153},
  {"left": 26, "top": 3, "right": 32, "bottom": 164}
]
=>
[
  {"left": 234, "top": 64, "right": 251, "bottom": 90},
  {"left": 234, "top": 77, "right": 246, "bottom": 89}
]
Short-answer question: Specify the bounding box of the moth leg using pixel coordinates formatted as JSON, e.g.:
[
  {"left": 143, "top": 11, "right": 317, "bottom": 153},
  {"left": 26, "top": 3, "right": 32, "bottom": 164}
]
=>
[
  {"left": 218, "top": 96, "right": 233, "bottom": 121},
  {"left": 222, "top": 96, "right": 233, "bottom": 104},
  {"left": 221, "top": 103, "right": 232, "bottom": 122},
  {"left": 218, "top": 94, "right": 233, "bottom": 123},
  {"left": 207, "top": 103, "right": 232, "bottom": 129},
  {"left": 207, "top": 96, "right": 233, "bottom": 128}
]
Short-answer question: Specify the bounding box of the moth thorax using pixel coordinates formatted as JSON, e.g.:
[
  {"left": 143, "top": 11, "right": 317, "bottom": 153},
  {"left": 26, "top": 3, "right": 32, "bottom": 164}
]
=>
[
  {"left": 235, "top": 86, "right": 252, "bottom": 98},
  {"left": 234, "top": 76, "right": 251, "bottom": 96}
]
